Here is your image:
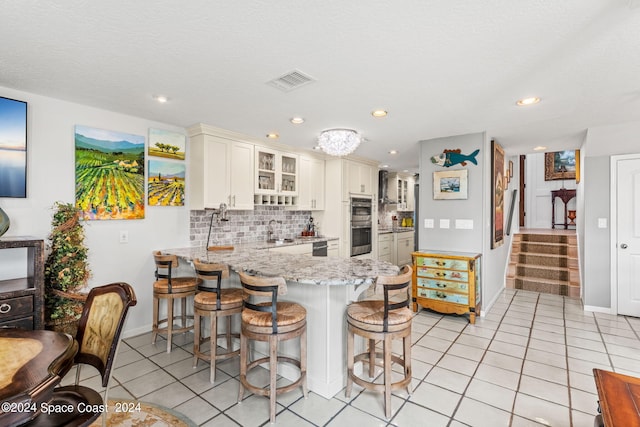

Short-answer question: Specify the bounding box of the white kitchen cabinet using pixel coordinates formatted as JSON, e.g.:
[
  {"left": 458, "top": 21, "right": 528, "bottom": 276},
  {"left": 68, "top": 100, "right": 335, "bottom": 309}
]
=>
[
  {"left": 328, "top": 240, "right": 340, "bottom": 258},
  {"left": 395, "top": 231, "right": 415, "bottom": 266},
  {"left": 378, "top": 233, "right": 393, "bottom": 263},
  {"left": 343, "top": 160, "right": 375, "bottom": 198},
  {"left": 388, "top": 172, "right": 415, "bottom": 212},
  {"left": 298, "top": 155, "right": 325, "bottom": 210},
  {"left": 189, "top": 133, "right": 254, "bottom": 210},
  {"left": 255, "top": 147, "right": 299, "bottom": 204}
]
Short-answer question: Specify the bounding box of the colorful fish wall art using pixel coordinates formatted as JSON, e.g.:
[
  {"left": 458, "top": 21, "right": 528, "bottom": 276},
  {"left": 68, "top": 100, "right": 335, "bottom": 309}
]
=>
[{"left": 431, "top": 149, "right": 480, "bottom": 168}]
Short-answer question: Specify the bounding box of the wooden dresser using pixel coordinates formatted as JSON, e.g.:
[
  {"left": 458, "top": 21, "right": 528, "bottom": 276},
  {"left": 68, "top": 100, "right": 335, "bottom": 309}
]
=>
[
  {"left": 0, "top": 237, "right": 45, "bottom": 329},
  {"left": 411, "top": 250, "right": 481, "bottom": 324}
]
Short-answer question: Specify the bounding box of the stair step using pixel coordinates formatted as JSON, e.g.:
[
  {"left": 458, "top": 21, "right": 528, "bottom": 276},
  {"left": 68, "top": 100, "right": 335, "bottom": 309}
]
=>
[
  {"left": 518, "top": 253, "right": 569, "bottom": 268},
  {"left": 516, "top": 264, "right": 570, "bottom": 281},
  {"left": 519, "top": 233, "right": 571, "bottom": 244},
  {"left": 514, "top": 276, "right": 570, "bottom": 296},
  {"left": 520, "top": 242, "right": 568, "bottom": 255}
]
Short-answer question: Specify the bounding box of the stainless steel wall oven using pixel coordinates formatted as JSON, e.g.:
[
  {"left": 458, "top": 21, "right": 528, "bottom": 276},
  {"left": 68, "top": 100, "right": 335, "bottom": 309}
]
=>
[{"left": 350, "top": 197, "right": 372, "bottom": 256}]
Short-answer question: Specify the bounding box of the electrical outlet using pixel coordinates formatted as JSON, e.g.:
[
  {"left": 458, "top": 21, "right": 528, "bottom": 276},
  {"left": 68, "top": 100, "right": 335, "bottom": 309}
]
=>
[
  {"left": 119, "top": 230, "right": 129, "bottom": 243},
  {"left": 598, "top": 218, "right": 607, "bottom": 228}
]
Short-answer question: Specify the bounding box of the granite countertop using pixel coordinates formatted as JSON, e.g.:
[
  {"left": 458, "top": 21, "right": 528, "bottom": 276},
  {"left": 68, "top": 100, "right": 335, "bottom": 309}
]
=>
[
  {"left": 163, "top": 244, "right": 399, "bottom": 286},
  {"left": 245, "top": 236, "right": 339, "bottom": 250}
]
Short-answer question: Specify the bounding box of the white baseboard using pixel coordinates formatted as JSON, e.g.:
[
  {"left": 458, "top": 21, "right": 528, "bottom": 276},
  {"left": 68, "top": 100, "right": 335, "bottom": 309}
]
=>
[
  {"left": 583, "top": 305, "right": 612, "bottom": 314},
  {"left": 121, "top": 324, "right": 152, "bottom": 339}
]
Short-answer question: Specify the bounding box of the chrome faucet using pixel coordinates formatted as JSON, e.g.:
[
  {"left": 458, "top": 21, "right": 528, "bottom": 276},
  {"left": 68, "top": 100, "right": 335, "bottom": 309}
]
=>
[{"left": 267, "top": 219, "right": 281, "bottom": 241}]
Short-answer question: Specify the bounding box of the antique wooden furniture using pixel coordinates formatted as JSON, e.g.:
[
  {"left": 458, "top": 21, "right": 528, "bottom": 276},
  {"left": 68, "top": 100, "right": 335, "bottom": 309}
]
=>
[
  {"left": 237, "top": 271, "right": 307, "bottom": 424},
  {"left": 0, "top": 329, "right": 77, "bottom": 426},
  {"left": 345, "top": 265, "right": 413, "bottom": 419},
  {"left": 152, "top": 251, "right": 201, "bottom": 353},
  {"left": 26, "top": 282, "right": 137, "bottom": 427},
  {"left": 551, "top": 188, "right": 576, "bottom": 229},
  {"left": 0, "top": 237, "right": 44, "bottom": 329},
  {"left": 412, "top": 251, "right": 482, "bottom": 324},
  {"left": 192, "top": 260, "right": 242, "bottom": 383},
  {"left": 593, "top": 368, "right": 640, "bottom": 427}
]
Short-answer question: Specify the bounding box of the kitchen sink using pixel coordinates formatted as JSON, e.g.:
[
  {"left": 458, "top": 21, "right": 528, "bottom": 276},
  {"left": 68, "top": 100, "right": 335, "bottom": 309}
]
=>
[{"left": 267, "top": 238, "right": 295, "bottom": 244}]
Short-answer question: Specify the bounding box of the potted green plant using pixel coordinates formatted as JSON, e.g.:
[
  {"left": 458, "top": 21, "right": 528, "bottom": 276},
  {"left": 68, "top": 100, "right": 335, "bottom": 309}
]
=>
[{"left": 44, "top": 201, "right": 91, "bottom": 334}]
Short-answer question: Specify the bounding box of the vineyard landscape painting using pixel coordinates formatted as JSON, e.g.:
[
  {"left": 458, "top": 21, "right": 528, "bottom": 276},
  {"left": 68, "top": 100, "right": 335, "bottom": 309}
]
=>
[
  {"left": 75, "top": 125, "right": 145, "bottom": 220},
  {"left": 148, "top": 128, "right": 186, "bottom": 160},
  {"left": 148, "top": 160, "right": 185, "bottom": 206}
]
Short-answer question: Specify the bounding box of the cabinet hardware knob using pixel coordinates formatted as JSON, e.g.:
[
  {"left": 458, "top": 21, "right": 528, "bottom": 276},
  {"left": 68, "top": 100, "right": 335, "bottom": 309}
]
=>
[{"left": 0, "top": 303, "right": 11, "bottom": 314}]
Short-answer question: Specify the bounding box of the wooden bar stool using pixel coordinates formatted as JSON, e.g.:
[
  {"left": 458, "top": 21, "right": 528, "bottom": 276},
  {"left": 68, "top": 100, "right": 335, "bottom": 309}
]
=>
[
  {"left": 152, "top": 251, "right": 201, "bottom": 353},
  {"left": 237, "top": 271, "right": 308, "bottom": 424},
  {"left": 345, "top": 265, "right": 413, "bottom": 419},
  {"left": 193, "top": 260, "right": 242, "bottom": 382}
]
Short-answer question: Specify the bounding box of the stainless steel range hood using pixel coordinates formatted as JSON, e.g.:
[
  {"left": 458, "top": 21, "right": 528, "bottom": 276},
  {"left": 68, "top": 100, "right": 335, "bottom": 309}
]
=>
[{"left": 378, "top": 170, "right": 397, "bottom": 204}]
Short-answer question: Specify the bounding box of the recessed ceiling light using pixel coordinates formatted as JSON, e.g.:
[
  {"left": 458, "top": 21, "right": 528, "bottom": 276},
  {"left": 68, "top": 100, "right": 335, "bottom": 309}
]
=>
[
  {"left": 534, "top": 146, "right": 547, "bottom": 151},
  {"left": 516, "top": 97, "right": 541, "bottom": 106},
  {"left": 389, "top": 150, "right": 398, "bottom": 155},
  {"left": 403, "top": 169, "right": 409, "bottom": 173},
  {"left": 372, "top": 109, "right": 388, "bottom": 118},
  {"left": 380, "top": 164, "right": 389, "bottom": 168},
  {"left": 266, "top": 133, "right": 279, "bottom": 139},
  {"left": 290, "top": 117, "right": 305, "bottom": 124},
  {"left": 153, "top": 95, "right": 168, "bottom": 103},
  {"left": 313, "top": 145, "right": 321, "bottom": 150}
]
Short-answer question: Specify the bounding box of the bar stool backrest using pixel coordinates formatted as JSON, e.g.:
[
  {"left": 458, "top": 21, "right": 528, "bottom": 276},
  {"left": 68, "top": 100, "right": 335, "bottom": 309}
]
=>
[
  {"left": 194, "top": 260, "right": 230, "bottom": 310},
  {"left": 153, "top": 251, "right": 180, "bottom": 292},
  {"left": 374, "top": 264, "right": 413, "bottom": 332},
  {"left": 238, "top": 271, "right": 286, "bottom": 334}
]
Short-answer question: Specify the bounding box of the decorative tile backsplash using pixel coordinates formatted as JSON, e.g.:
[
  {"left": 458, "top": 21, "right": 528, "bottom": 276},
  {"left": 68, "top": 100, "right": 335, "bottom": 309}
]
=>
[
  {"left": 190, "top": 206, "right": 313, "bottom": 247},
  {"left": 378, "top": 203, "right": 414, "bottom": 229}
]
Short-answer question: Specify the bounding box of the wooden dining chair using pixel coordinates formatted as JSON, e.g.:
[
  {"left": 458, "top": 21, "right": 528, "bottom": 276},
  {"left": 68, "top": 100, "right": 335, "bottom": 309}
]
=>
[{"left": 26, "top": 282, "right": 137, "bottom": 427}]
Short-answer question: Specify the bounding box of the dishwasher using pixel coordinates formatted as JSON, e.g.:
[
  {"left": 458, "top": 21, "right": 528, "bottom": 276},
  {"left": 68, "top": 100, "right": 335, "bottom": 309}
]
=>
[{"left": 312, "top": 241, "right": 328, "bottom": 256}]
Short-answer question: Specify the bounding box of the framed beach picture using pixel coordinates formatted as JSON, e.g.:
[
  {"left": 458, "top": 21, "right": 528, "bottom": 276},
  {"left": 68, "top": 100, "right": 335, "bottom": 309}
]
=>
[
  {"left": 0, "top": 96, "right": 28, "bottom": 198},
  {"left": 148, "top": 128, "right": 186, "bottom": 160},
  {"left": 433, "top": 169, "right": 468, "bottom": 200},
  {"left": 148, "top": 160, "right": 185, "bottom": 206},
  {"left": 545, "top": 150, "right": 577, "bottom": 181},
  {"left": 75, "top": 125, "right": 145, "bottom": 220},
  {"left": 491, "top": 140, "right": 505, "bottom": 249}
]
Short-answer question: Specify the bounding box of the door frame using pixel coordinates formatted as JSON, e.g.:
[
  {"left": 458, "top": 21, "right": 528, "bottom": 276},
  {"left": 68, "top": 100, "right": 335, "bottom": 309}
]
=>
[{"left": 609, "top": 153, "right": 640, "bottom": 315}]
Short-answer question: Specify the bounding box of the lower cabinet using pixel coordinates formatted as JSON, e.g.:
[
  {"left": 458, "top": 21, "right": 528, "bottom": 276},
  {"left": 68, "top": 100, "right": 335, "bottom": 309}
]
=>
[
  {"left": 412, "top": 251, "right": 482, "bottom": 324},
  {"left": 395, "top": 231, "right": 414, "bottom": 266},
  {"left": 328, "top": 240, "right": 340, "bottom": 258},
  {"left": 378, "top": 233, "right": 393, "bottom": 263}
]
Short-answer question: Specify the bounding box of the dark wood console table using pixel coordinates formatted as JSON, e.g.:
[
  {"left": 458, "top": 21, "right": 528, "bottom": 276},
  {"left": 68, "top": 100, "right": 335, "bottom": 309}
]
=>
[{"left": 551, "top": 188, "right": 576, "bottom": 229}]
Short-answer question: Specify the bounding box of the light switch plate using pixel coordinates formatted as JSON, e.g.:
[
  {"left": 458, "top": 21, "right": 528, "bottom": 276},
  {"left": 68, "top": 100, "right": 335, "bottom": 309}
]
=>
[
  {"left": 424, "top": 218, "right": 434, "bottom": 228},
  {"left": 455, "top": 219, "right": 474, "bottom": 229},
  {"left": 439, "top": 219, "right": 450, "bottom": 229}
]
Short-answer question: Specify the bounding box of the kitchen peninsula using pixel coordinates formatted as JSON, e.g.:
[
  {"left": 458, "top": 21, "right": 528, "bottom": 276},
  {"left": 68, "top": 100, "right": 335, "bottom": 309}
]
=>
[{"left": 162, "top": 241, "right": 400, "bottom": 398}]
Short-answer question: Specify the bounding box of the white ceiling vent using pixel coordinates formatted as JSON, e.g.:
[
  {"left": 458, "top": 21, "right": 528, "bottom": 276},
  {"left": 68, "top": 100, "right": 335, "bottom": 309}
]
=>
[{"left": 267, "top": 70, "right": 315, "bottom": 92}]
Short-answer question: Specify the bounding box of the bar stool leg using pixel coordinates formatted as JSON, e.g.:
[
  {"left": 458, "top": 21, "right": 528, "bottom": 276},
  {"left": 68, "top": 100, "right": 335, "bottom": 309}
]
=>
[
  {"left": 238, "top": 332, "right": 247, "bottom": 402},
  {"left": 403, "top": 334, "right": 412, "bottom": 395},
  {"left": 269, "top": 334, "right": 278, "bottom": 424},
  {"left": 226, "top": 316, "right": 232, "bottom": 349},
  {"left": 345, "top": 327, "right": 354, "bottom": 398},
  {"left": 152, "top": 296, "right": 159, "bottom": 344},
  {"left": 384, "top": 335, "right": 392, "bottom": 419},
  {"left": 181, "top": 297, "right": 187, "bottom": 328},
  {"left": 193, "top": 310, "right": 201, "bottom": 368},
  {"left": 368, "top": 338, "right": 376, "bottom": 378},
  {"left": 209, "top": 312, "right": 218, "bottom": 383},
  {"left": 301, "top": 326, "right": 308, "bottom": 398},
  {"left": 166, "top": 297, "right": 174, "bottom": 353}
]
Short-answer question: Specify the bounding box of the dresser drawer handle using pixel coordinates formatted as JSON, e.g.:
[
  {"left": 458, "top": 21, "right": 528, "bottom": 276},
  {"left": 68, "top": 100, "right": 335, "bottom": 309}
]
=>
[
  {"left": 436, "top": 283, "right": 447, "bottom": 288},
  {"left": 435, "top": 272, "right": 447, "bottom": 277},
  {"left": 0, "top": 303, "right": 11, "bottom": 314},
  {"left": 435, "top": 291, "right": 447, "bottom": 299},
  {"left": 435, "top": 261, "right": 446, "bottom": 266}
]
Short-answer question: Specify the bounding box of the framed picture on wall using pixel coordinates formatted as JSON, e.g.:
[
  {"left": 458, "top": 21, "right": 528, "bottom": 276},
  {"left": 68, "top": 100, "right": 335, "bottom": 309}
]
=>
[
  {"left": 0, "top": 96, "right": 28, "bottom": 198},
  {"left": 491, "top": 140, "right": 505, "bottom": 249},
  {"left": 545, "top": 150, "right": 577, "bottom": 181},
  {"left": 433, "top": 169, "right": 468, "bottom": 200}
]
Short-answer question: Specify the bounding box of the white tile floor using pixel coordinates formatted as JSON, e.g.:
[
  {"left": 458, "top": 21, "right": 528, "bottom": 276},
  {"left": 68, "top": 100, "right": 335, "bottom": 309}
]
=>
[{"left": 64, "top": 288, "right": 640, "bottom": 426}]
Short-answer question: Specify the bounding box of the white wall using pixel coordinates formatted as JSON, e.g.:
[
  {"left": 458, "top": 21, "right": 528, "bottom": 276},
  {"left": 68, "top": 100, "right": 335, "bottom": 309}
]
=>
[{"left": 0, "top": 86, "right": 190, "bottom": 337}]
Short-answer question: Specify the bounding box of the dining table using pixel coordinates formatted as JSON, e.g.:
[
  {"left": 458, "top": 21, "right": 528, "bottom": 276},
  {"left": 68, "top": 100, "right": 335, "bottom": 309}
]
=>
[{"left": 0, "top": 328, "right": 78, "bottom": 426}]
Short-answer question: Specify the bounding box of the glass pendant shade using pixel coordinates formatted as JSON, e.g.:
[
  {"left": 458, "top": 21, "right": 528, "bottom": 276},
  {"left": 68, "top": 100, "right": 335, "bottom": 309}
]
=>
[{"left": 317, "top": 129, "right": 362, "bottom": 156}]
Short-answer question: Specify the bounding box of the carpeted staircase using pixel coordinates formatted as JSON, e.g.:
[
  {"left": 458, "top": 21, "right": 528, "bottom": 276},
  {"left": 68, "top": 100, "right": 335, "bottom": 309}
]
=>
[{"left": 506, "top": 232, "right": 580, "bottom": 297}]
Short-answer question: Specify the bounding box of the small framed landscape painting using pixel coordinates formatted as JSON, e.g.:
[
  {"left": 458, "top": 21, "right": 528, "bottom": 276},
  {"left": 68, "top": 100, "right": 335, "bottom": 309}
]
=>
[
  {"left": 148, "top": 160, "right": 185, "bottom": 206},
  {"left": 0, "top": 96, "right": 28, "bottom": 198},
  {"left": 545, "top": 150, "right": 577, "bottom": 181},
  {"left": 433, "top": 169, "right": 468, "bottom": 200},
  {"left": 148, "top": 128, "right": 186, "bottom": 160}
]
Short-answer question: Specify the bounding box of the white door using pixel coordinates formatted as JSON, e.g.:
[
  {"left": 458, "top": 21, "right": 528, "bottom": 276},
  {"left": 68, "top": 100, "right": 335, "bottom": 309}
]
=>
[{"left": 616, "top": 156, "right": 640, "bottom": 317}]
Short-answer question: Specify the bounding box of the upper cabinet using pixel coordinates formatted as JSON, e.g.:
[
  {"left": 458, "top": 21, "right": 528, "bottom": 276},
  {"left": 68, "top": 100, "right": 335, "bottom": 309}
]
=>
[
  {"left": 254, "top": 147, "right": 299, "bottom": 206},
  {"left": 344, "top": 160, "right": 375, "bottom": 199},
  {"left": 189, "top": 133, "right": 254, "bottom": 210},
  {"left": 388, "top": 172, "right": 415, "bottom": 211},
  {"left": 298, "top": 155, "right": 325, "bottom": 210}
]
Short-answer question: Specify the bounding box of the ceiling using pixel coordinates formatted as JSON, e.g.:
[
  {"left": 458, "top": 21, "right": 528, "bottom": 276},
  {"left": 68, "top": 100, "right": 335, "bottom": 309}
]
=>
[{"left": 2, "top": 1, "right": 640, "bottom": 173}]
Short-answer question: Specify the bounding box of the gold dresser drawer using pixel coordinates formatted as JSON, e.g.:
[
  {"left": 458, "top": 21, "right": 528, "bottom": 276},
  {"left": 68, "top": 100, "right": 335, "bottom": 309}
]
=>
[
  {"left": 416, "top": 277, "right": 469, "bottom": 293},
  {"left": 416, "top": 266, "right": 469, "bottom": 282},
  {"left": 416, "top": 256, "right": 468, "bottom": 270},
  {"left": 416, "top": 288, "right": 469, "bottom": 305}
]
